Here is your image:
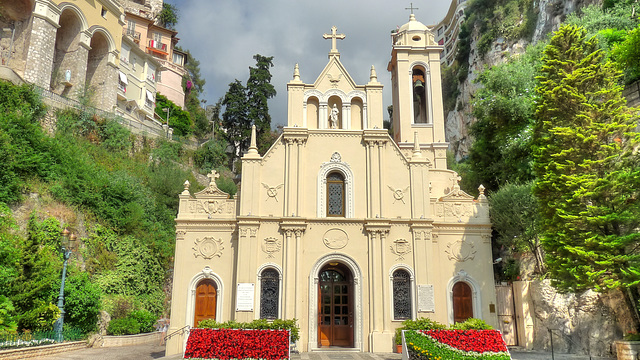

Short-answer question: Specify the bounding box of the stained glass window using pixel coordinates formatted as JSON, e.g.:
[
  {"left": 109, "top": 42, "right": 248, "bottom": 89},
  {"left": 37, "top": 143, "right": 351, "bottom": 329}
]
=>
[
  {"left": 260, "top": 269, "right": 279, "bottom": 319},
  {"left": 393, "top": 269, "right": 412, "bottom": 320},
  {"left": 327, "top": 172, "right": 344, "bottom": 217}
]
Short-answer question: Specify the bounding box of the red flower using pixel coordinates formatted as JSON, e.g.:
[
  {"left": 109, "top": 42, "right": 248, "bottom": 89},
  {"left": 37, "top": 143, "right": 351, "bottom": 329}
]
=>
[
  {"left": 185, "top": 328, "right": 290, "bottom": 360},
  {"left": 421, "top": 329, "right": 508, "bottom": 353}
]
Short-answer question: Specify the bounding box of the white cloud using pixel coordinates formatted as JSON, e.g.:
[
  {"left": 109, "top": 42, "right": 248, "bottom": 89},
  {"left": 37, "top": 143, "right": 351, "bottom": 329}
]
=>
[{"left": 168, "top": 0, "right": 450, "bottom": 126}]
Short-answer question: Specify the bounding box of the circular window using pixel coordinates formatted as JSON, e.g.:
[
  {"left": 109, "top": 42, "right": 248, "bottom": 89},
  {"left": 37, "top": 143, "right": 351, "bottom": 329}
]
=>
[{"left": 412, "top": 35, "right": 421, "bottom": 41}]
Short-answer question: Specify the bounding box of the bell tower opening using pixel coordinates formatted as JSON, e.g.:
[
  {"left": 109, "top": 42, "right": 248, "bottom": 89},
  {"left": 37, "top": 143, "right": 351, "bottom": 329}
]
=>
[{"left": 412, "top": 67, "right": 428, "bottom": 124}]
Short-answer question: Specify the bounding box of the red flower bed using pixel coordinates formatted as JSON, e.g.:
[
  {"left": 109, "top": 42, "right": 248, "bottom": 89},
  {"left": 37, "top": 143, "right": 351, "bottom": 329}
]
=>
[
  {"left": 422, "top": 329, "right": 508, "bottom": 353},
  {"left": 184, "top": 328, "right": 290, "bottom": 360}
]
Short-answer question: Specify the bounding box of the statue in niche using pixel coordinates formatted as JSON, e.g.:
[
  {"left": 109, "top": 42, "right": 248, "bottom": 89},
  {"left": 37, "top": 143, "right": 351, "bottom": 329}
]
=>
[{"left": 329, "top": 104, "right": 339, "bottom": 129}]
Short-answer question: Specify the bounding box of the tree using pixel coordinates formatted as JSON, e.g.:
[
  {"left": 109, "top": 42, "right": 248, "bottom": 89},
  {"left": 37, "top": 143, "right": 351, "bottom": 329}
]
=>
[
  {"left": 176, "top": 47, "right": 210, "bottom": 138},
  {"left": 489, "top": 182, "right": 545, "bottom": 274},
  {"left": 533, "top": 25, "right": 640, "bottom": 329},
  {"left": 155, "top": 94, "right": 192, "bottom": 136},
  {"left": 246, "top": 54, "right": 276, "bottom": 150},
  {"left": 158, "top": 3, "right": 179, "bottom": 30},
  {"left": 221, "top": 80, "right": 249, "bottom": 166}
]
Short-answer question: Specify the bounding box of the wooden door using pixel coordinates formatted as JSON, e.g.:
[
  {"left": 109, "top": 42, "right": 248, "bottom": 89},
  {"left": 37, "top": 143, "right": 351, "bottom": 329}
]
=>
[
  {"left": 452, "top": 282, "right": 473, "bottom": 323},
  {"left": 194, "top": 280, "right": 217, "bottom": 326},
  {"left": 318, "top": 267, "right": 353, "bottom": 347},
  {"left": 495, "top": 284, "right": 518, "bottom": 345}
]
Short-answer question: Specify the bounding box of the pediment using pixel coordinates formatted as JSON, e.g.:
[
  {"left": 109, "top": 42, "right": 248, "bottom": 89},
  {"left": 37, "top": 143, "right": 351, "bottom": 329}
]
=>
[
  {"left": 313, "top": 57, "right": 358, "bottom": 92},
  {"left": 440, "top": 186, "right": 475, "bottom": 201},
  {"left": 194, "top": 170, "right": 230, "bottom": 199}
]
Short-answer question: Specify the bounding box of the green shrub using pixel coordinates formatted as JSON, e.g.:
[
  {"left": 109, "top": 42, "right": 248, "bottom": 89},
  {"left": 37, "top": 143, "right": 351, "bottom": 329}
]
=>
[
  {"left": 395, "top": 318, "right": 446, "bottom": 345},
  {"left": 197, "top": 318, "right": 300, "bottom": 343},
  {"left": 18, "top": 302, "right": 59, "bottom": 332},
  {"left": 63, "top": 272, "right": 102, "bottom": 334},
  {"left": 449, "top": 318, "right": 493, "bottom": 330},
  {"left": 128, "top": 310, "right": 156, "bottom": 334},
  {"left": 107, "top": 316, "right": 140, "bottom": 335}
]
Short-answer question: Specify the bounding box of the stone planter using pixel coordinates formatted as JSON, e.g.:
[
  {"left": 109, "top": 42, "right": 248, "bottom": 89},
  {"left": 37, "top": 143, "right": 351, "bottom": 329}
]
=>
[{"left": 615, "top": 340, "right": 640, "bottom": 360}]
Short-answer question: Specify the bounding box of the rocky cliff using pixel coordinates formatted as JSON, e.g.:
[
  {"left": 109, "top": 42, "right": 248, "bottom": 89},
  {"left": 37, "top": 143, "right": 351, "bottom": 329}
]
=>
[{"left": 445, "top": 0, "right": 603, "bottom": 160}]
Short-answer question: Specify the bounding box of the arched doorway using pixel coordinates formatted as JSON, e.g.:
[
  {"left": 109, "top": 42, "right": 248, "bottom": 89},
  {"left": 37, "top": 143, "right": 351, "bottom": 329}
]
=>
[
  {"left": 318, "top": 262, "right": 353, "bottom": 348},
  {"left": 194, "top": 279, "right": 217, "bottom": 326},
  {"left": 51, "top": 8, "right": 85, "bottom": 96},
  {"left": 452, "top": 282, "right": 473, "bottom": 323},
  {"left": 85, "top": 31, "right": 110, "bottom": 109}
]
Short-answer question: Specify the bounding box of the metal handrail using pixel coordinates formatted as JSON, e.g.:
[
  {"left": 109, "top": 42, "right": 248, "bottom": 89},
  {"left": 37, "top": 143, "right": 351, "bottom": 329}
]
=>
[{"left": 164, "top": 325, "right": 190, "bottom": 342}]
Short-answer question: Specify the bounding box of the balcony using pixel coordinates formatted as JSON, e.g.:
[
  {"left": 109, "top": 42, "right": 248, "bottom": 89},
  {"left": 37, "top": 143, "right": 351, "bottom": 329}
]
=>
[
  {"left": 123, "top": 28, "right": 141, "bottom": 43},
  {"left": 147, "top": 40, "right": 168, "bottom": 56}
]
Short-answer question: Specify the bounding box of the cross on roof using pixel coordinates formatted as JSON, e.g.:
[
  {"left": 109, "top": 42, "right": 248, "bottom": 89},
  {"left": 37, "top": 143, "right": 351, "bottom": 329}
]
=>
[
  {"left": 207, "top": 170, "right": 220, "bottom": 184},
  {"left": 323, "top": 26, "right": 345, "bottom": 54},
  {"left": 405, "top": 2, "right": 419, "bottom": 14}
]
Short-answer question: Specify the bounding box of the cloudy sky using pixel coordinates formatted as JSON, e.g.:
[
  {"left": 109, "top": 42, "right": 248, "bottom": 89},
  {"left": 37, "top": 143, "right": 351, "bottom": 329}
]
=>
[{"left": 166, "top": 0, "right": 450, "bottom": 127}]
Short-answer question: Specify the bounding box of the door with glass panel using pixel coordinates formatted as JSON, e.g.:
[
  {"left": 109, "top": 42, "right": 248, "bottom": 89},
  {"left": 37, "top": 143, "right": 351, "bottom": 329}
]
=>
[{"left": 318, "top": 263, "right": 353, "bottom": 347}]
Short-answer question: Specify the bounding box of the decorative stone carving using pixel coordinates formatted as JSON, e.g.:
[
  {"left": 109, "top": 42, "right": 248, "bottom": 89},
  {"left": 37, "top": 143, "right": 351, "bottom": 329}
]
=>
[
  {"left": 387, "top": 185, "right": 410, "bottom": 204},
  {"left": 330, "top": 152, "right": 342, "bottom": 162},
  {"left": 445, "top": 240, "right": 476, "bottom": 262},
  {"left": 176, "top": 230, "right": 187, "bottom": 241},
  {"left": 193, "top": 237, "right": 224, "bottom": 259},
  {"left": 262, "top": 237, "right": 282, "bottom": 258},
  {"left": 390, "top": 238, "right": 412, "bottom": 261},
  {"left": 262, "top": 183, "right": 284, "bottom": 202},
  {"left": 198, "top": 200, "right": 226, "bottom": 215},
  {"left": 323, "top": 228, "right": 349, "bottom": 249}
]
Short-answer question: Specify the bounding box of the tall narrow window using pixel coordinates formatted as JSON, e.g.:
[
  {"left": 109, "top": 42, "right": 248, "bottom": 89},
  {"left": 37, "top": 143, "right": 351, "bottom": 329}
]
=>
[
  {"left": 393, "top": 269, "right": 412, "bottom": 320},
  {"left": 260, "top": 268, "right": 279, "bottom": 319},
  {"left": 327, "top": 172, "right": 345, "bottom": 217},
  {"left": 412, "top": 68, "right": 428, "bottom": 123}
]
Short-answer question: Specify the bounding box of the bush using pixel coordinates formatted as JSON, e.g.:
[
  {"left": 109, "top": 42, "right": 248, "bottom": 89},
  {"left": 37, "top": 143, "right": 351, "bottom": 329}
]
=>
[
  {"left": 449, "top": 318, "right": 493, "bottom": 330},
  {"left": 18, "top": 302, "right": 59, "bottom": 332},
  {"left": 63, "top": 272, "right": 102, "bottom": 334},
  {"left": 395, "top": 318, "right": 446, "bottom": 345},
  {"left": 128, "top": 310, "right": 156, "bottom": 334},
  {"left": 107, "top": 316, "right": 139, "bottom": 336},
  {"left": 197, "top": 318, "right": 300, "bottom": 343}
]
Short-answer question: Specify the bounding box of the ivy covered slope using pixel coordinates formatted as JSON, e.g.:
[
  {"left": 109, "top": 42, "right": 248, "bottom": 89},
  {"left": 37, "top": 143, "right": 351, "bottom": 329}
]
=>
[{"left": 0, "top": 80, "right": 208, "bottom": 335}]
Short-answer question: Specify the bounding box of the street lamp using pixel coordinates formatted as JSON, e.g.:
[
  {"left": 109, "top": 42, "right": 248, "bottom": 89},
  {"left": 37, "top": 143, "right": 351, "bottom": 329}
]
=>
[
  {"left": 162, "top": 107, "right": 171, "bottom": 138},
  {"left": 53, "top": 229, "right": 75, "bottom": 342}
]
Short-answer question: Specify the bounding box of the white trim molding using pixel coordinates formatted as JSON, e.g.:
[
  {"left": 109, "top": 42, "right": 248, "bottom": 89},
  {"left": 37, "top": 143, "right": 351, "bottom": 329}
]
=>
[
  {"left": 317, "top": 153, "right": 355, "bottom": 218},
  {"left": 388, "top": 264, "right": 417, "bottom": 321},
  {"left": 254, "top": 262, "right": 284, "bottom": 320},
  {"left": 308, "top": 253, "right": 363, "bottom": 351},
  {"left": 446, "top": 269, "right": 482, "bottom": 325},
  {"left": 186, "top": 266, "right": 224, "bottom": 328}
]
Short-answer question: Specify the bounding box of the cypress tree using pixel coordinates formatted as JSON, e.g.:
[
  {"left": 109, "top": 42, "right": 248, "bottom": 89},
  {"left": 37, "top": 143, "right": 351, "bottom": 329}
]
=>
[{"left": 533, "top": 25, "right": 640, "bottom": 327}]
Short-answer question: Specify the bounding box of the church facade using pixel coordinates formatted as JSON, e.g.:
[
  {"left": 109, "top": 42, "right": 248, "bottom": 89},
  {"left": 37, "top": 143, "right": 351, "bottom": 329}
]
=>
[{"left": 166, "top": 14, "right": 497, "bottom": 356}]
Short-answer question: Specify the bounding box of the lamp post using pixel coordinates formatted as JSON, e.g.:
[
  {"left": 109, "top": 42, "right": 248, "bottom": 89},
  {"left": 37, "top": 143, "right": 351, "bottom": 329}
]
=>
[
  {"left": 53, "top": 229, "right": 75, "bottom": 342},
  {"left": 162, "top": 107, "right": 170, "bottom": 138}
]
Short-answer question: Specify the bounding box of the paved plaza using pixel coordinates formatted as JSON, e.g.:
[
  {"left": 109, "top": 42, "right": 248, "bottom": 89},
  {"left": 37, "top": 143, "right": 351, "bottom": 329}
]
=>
[{"left": 35, "top": 343, "right": 615, "bottom": 360}]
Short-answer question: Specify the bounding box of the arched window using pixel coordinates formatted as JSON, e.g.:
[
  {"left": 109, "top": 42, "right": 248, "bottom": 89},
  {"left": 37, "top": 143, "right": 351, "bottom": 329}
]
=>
[
  {"left": 326, "top": 172, "right": 345, "bottom": 217},
  {"left": 260, "top": 268, "right": 280, "bottom": 319},
  {"left": 393, "top": 269, "right": 412, "bottom": 320}
]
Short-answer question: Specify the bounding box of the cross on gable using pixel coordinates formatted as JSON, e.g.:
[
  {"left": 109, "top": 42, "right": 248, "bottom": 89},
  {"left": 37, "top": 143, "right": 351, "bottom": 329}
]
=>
[
  {"left": 207, "top": 170, "right": 220, "bottom": 185},
  {"left": 323, "top": 26, "right": 345, "bottom": 54},
  {"left": 405, "top": 2, "right": 419, "bottom": 14}
]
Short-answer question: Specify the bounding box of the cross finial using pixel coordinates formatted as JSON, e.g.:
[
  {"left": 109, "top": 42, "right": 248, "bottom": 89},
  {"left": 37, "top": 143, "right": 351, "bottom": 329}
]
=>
[
  {"left": 323, "top": 26, "right": 345, "bottom": 56},
  {"left": 207, "top": 170, "right": 220, "bottom": 185},
  {"left": 405, "top": 2, "right": 419, "bottom": 15}
]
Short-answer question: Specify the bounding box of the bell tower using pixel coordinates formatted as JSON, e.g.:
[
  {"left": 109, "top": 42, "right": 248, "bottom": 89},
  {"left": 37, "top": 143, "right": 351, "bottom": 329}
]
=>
[{"left": 387, "top": 11, "right": 448, "bottom": 168}]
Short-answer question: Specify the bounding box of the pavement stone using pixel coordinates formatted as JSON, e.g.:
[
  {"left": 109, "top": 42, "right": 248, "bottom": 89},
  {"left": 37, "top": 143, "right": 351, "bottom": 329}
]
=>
[{"left": 35, "top": 344, "right": 616, "bottom": 360}]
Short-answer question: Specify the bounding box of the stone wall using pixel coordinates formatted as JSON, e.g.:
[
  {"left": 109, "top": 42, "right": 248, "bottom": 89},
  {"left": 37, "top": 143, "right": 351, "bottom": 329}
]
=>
[
  {"left": 0, "top": 341, "right": 86, "bottom": 360},
  {"left": 23, "top": 15, "right": 56, "bottom": 88},
  {"left": 526, "top": 280, "right": 623, "bottom": 357}
]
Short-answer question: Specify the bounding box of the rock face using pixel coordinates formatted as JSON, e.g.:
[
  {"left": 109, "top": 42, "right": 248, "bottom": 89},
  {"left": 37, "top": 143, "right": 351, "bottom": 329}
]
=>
[
  {"left": 445, "top": 0, "right": 602, "bottom": 160},
  {"left": 528, "top": 280, "right": 625, "bottom": 357}
]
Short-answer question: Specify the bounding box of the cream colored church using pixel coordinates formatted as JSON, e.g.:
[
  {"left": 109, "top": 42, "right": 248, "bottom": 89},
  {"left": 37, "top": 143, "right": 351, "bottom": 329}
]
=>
[{"left": 166, "top": 13, "right": 497, "bottom": 356}]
